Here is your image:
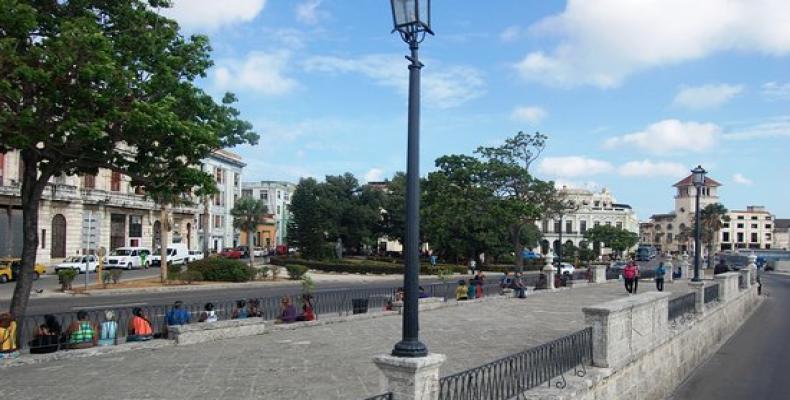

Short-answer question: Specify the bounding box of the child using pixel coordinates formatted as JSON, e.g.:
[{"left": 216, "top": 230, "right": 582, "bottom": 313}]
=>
[
  {"left": 467, "top": 278, "right": 477, "bottom": 300},
  {"left": 456, "top": 280, "right": 469, "bottom": 301}
]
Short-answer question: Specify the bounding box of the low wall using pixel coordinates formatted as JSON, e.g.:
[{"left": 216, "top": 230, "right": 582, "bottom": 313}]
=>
[{"left": 523, "top": 279, "right": 762, "bottom": 400}]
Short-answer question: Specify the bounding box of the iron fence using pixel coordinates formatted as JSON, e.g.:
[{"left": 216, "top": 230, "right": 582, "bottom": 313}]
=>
[
  {"left": 437, "top": 327, "right": 592, "bottom": 400},
  {"left": 668, "top": 292, "right": 696, "bottom": 320},
  {"left": 361, "top": 392, "right": 393, "bottom": 400},
  {"left": 704, "top": 284, "right": 719, "bottom": 304}
]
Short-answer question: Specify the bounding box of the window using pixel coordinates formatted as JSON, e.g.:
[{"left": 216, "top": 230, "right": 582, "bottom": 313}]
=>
[
  {"left": 234, "top": 173, "right": 240, "bottom": 187},
  {"left": 214, "top": 215, "right": 222, "bottom": 228},
  {"left": 751, "top": 224, "right": 758, "bottom": 229},
  {"left": 242, "top": 189, "right": 252, "bottom": 198},
  {"left": 594, "top": 201, "right": 600, "bottom": 207},
  {"left": 751, "top": 216, "right": 758, "bottom": 220},
  {"left": 111, "top": 171, "right": 121, "bottom": 192},
  {"left": 215, "top": 167, "right": 223, "bottom": 184},
  {"left": 722, "top": 223, "right": 729, "bottom": 228},
  {"left": 565, "top": 220, "right": 573, "bottom": 234},
  {"left": 554, "top": 220, "right": 561, "bottom": 233},
  {"left": 542, "top": 220, "right": 549, "bottom": 232},
  {"left": 737, "top": 215, "right": 744, "bottom": 220},
  {"left": 737, "top": 223, "right": 744, "bottom": 229},
  {"left": 605, "top": 221, "right": 612, "bottom": 226},
  {"left": 277, "top": 190, "right": 281, "bottom": 200},
  {"left": 766, "top": 233, "right": 772, "bottom": 240},
  {"left": 214, "top": 194, "right": 221, "bottom": 206},
  {"left": 277, "top": 205, "right": 281, "bottom": 215},
  {"left": 41, "top": 229, "right": 46, "bottom": 249},
  {"left": 616, "top": 222, "right": 623, "bottom": 229},
  {"left": 667, "top": 233, "right": 673, "bottom": 242},
  {"left": 737, "top": 232, "right": 744, "bottom": 243},
  {"left": 594, "top": 221, "right": 600, "bottom": 227},
  {"left": 260, "top": 191, "right": 268, "bottom": 201},
  {"left": 580, "top": 220, "right": 587, "bottom": 233},
  {"left": 83, "top": 174, "right": 96, "bottom": 189},
  {"left": 766, "top": 224, "right": 772, "bottom": 229},
  {"left": 751, "top": 232, "right": 758, "bottom": 243},
  {"left": 284, "top": 193, "right": 290, "bottom": 201},
  {"left": 722, "top": 232, "right": 730, "bottom": 242},
  {"left": 129, "top": 215, "right": 142, "bottom": 238},
  {"left": 765, "top": 216, "right": 772, "bottom": 220}
]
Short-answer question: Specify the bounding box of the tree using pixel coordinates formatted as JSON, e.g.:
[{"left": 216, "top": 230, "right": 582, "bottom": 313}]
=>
[
  {"left": 700, "top": 203, "right": 729, "bottom": 266},
  {"left": 584, "top": 225, "right": 639, "bottom": 259},
  {"left": 288, "top": 178, "right": 326, "bottom": 259},
  {"left": 379, "top": 172, "right": 408, "bottom": 246},
  {"left": 475, "top": 132, "right": 558, "bottom": 271},
  {"left": 231, "top": 197, "right": 269, "bottom": 269},
  {"left": 0, "top": 1, "right": 257, "bottom": 320}
]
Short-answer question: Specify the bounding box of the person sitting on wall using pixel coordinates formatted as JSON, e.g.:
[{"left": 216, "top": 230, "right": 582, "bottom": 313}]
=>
[
  {"left": 127, "top": 307, "right": 153, "bottom": 342},
  {"left": 277, "top": 296, "right": 297, "bottom": 324},
  {"left": 0, "top": 312, "right": 19, "bottom": 359},
  {"left": 231, "top": 300, "right": 250, "bottom": 320},
  {"left": 456, "top": 280, "right": 469, "bottom": 301},
  {"left": 511, "top": 272, "right": 527, "bottom": 299},
  {"left": 297, "top": 294, "right": 315, "bottom": 322},
  {"left": 29, "top": 314, "right": 62, "bottom": 354},
  {"left": 98, "top": 310, "right": 118, "bottom": 347},
  {"left": 66, "top": 310, "right": 98, "bottom": 349}
]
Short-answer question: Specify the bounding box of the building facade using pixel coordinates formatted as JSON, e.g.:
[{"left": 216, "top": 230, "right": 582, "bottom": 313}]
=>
[
  {"left": 639, "top": 174, "right": 722, "bottom": 253},
  {"left": 533, "top": 187, "right": 639, "bottom": 255},
  {"left": 720, "top": 206, "right": 775, "bottom": 250},
  {"left": 773, "top": 219, "right": 790, "bottom": 250},
  {"left": 198, "top": 150, "right": 245, "bottom": 253},
  {"left": 0, "top": 151, "right": 204, "bottom": 266},
  {"left": 241, "top": 181, "right": 296, "bottom": 247}
]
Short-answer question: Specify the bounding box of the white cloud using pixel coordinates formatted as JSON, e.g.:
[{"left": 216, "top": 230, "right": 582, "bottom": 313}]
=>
[
  {"left": 733, "top": 173, "right": 753, "bottom": 185},
  {"left": 296, "top": 0, "right": 325, "bottom": 25},
  {"left": 618, "top": 160, "right": 687, "bottom": 177},
  {"left": 604, "top": 119, "right": 720, "bottom": 154},
  {"left": 537, "top": 156, "right": 614, "bottom": 178},
  {"left": 500, "top": 26, "right": 522, "bottom": 42},
  {"left": 723, "top": 116, "right": 790, "bottom": 140},
  {"left": 762, "top": 82, "right": 790, "bottom": 100},
  {"left": 304, "top": 54, "right": 485, "bottom": 108},
  {"left": 515, "top": 0, "right": 790, "bottom": 87},
  {"left": 363, "top": 168, "right": 385, "bottom": 183},
  {"left": 160, "top": 0, "right": 266, "bottom": 31},
  {"left": 511, "top": 106, "right": 547, "bottom": 124},
  {"left": 673, "top": 84, "right": 744, "bottom": 109},
  {"left": 212, "top": 52, "right": 298, "bottom": 95}
]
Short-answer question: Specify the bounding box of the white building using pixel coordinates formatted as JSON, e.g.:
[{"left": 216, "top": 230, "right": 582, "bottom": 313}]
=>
[
  {"left": 534, "top": 187, "right": 639, "bottom": 255},
  {"left": 199, "top": 150, "right": 245, "bottom": 253},
  {"left": 241, "top": 181, "right": 296, "bottom": 247},
  {"left": 773, "top": 219, "right": 790, "bottom": 250},
  {"left": 720, "top": 206, "right": 775, "bottom": 250}
]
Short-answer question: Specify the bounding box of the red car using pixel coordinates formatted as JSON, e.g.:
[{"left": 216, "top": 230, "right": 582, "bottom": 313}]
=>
[{"left": 220, "top": 247, "right": 242, "bottom": 259}]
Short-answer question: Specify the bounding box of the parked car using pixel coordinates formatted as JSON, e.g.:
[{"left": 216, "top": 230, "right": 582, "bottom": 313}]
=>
[
  {"left": 150, "top": 244, "right": 189, "bottom": 267},
  {"left": 188, "top": 250, "right": 205, "bottom": 262},
  {"left": 234, "top": 246, "right": 251, "bottom": 258},
  {"left": 253, "top": 247, "right": 267, "bottom": 257},
  {"left": 559, "top": 262, "right": 575, "bottom": 275},
  {"left": 105, "top": 247, "right": 152, "bottom": 270},
  {"left": 522, "top": 250, "right": 542, "bottom": 260},
  {"left": 54, "top": 255, "right": 99, "bottom": 273},
  {"left": 609, "top": 260, "right": 628, "bottom": 272},
  {"left": 0, "top": 258, "right": 47, "bottom": 283},
  {"left": 220, "top": 247, "right": 243, "bottom": 259}
]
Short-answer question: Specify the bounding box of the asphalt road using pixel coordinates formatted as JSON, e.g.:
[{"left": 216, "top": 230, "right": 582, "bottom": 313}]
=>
[
  {"left": 671, "top": 272, "right": 790, "bottom": 400},
  {"left": 0, "top": 267, "right": 161, "bottom": 299}
]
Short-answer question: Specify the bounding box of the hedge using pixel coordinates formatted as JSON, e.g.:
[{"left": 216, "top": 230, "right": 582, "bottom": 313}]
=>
[
  {"left": 186, "top": 258, "right": 255, "bottom": 282},
  {"left": 270, "top": 257, "right": 467, "bottom": 275}
]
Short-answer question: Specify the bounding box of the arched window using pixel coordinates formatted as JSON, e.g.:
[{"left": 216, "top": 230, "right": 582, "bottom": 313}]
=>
[{"left": 51, "top": 214, "right": 67, "bottom": 258}]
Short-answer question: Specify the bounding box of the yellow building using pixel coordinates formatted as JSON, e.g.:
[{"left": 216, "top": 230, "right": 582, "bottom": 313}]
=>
[{"left": 238, "top": 214, "right": 277, "bottom": 249}]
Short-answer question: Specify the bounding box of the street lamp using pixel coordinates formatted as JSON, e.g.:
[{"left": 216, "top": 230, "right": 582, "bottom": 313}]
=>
[
  {"left": 691, "top": 165, "right": 706, "bottom": 282},
  {"left": 389, "top": 0, "right": 432, "bottom": 358}
]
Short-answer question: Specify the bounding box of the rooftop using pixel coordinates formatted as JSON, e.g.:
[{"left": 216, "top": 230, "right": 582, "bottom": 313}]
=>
[
  {"left": 672, "top": 174, "right": 722, "bottom": 188},
  {"left": 775, "top": 219, "right": 790, "bottom": 230}
]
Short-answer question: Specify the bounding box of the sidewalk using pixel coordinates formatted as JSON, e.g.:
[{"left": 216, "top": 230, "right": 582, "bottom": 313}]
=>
[{"left": 1, "top": 281, "right": 694, "bottom": 400}]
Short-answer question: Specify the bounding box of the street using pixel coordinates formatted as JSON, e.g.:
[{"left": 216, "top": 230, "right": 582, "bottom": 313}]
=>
[{"left": 671, "top": 272, "right": 790, "bottom": 400}]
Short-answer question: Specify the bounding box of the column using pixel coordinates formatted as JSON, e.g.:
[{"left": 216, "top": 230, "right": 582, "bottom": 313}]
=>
[
  {"left": 373, "top": 354, "right": 446, "bottom": 400},
  {"left": 689, "top": 281, "right": 705, "bottom": 314},
  {"left": 714, "top": 272, "right": 740, "bottom": 303},
  {"left": 664, "top": 257, "right": 674, "bottom": 283},
  {"left": 592, "top": 264, "right": 607, "bottom": 283},
  {"left": 542, "top": 253, "right": 555, "bottom": 290},
  {"left": 680, "top": 253, "right": 690, "bottom": 281}
]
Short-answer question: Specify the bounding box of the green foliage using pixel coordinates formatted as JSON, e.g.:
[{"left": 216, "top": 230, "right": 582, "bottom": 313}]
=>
[
  {"left": 584, "top": 225, "right": 640, "bottom": 257},
  {"left": 301, "top": 274, "right": 315, "bottom": 294},
  {"left": 285, "top": 264, "right": 308, "bottom": 280},
  {"left": 179, "top": 270, "right": 203, "bottom": 284},
  {"left": 257, "top": 266, "right": 271, "bottom": 280},
  {"left": 1, "top": 0, "right": 258, "bottom": 318},
  {"left": 231, "top": 197, "right": 269, "bottom": 232},
  {"left": 101, "top": 271, "right": 112, "bottom": 287},
  {"left": 187, "top": 259, "right": 254, "bottom": 282},
  {"left": 271, "top": 257, "right": 468, "bottom": 275},
  {"left": 288, "top": 178, "right": 327, "bottom": 259},
  {"left": 57, "top": 269, "right": 77, "bottom": 289},
  {"left": 109, "top": 270, "right": 123, "bottom": 284},
  {"left": 166, "top": 264, "right": 183, "bottom": 281}
]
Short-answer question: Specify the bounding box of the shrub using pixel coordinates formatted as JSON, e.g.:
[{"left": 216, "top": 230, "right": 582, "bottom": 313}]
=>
[
  {"left": 101, "top": 271, "right": 112, "bottom": 288},
  {"left": 180, "top": 270, "right": 203, "bottom": 284},
  {"left": 57, "top": 269, "right": 77, "bottom": 291},
  {"left": 167, "top": 265, "right": 183, "bottom": 281},
  {"left": 257, "top": 266, "right": 271, "bottom": 280},
  {"left": 186, "top": 258, "right": 255, "bottom": 282},
  {"left": 286, "top": 264, "right": 308, "bottom": 280},
  {"left": 110, "top": 270, "right": 123, "bottom": 284},
  {"left": 271, "top": 266, "right": 281, "bottom": 280},
  {"left": 270, "top": 256, "right": 467, "bottom": 275},
  {"left": 301, "top": 274, "right": 315, "bottom": 294}
]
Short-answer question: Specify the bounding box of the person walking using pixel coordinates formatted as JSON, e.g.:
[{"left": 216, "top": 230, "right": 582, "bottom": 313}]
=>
[
  {"left": 623, "top": 261, "right": 637, "bottom": 294},
  {"left": 655, "top": 262, "right": 667, "bottom": 292}
]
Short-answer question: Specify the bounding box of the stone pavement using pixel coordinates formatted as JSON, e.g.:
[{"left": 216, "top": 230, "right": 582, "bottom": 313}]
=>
[{"left": 0, "top": 280, "right": 693, "bottom": 400}]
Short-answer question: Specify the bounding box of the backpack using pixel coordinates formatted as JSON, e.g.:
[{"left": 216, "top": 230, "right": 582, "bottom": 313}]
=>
[{"left": 623, "top": 266, "right": 636, "bottom": 280}]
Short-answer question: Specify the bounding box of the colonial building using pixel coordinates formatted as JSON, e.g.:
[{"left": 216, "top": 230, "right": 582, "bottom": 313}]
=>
[
  {"left": 773, "top": 219, "right": 790, "bottom": 250},
  {"left": 199, "top": 150, "right": 245, "bottom": 252},
  {"left": 241, "top": 180, "right": 296, "bottom": 247},
  {"left": 0, "top": 149, "right": 244, "bottom": 265},
  {"left": 720, "top": 206, "right": 776, "bottom": 250},
  {"left": 639, "top": 174, "right": 722, "bottom": 253},
  {"left": 534, "top": 187, "right": 639, "bottom": 255}
]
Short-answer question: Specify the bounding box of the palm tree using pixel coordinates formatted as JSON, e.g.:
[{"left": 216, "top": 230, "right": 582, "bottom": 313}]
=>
[
  {"left": 700, "top": 203, "right": 730, "bottom": 267},
  {"left": 231, "top": 197, "right": 269, "bottom": 269}
]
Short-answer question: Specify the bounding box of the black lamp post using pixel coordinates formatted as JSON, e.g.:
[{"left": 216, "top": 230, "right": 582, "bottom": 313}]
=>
[
  {"left": 389, "top": 0, "right": 432, "bottom": 358},
  {"left": 691, "top": 165, "right": 706, "bottom": 282}
]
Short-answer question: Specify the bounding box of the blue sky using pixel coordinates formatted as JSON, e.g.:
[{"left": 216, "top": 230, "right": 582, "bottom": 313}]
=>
[{"left": 161, "top": 0, "right": 790, "bottom": 219}]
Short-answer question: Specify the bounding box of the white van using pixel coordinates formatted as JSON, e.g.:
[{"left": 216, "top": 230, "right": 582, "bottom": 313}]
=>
[
  {"left": 105, "top": 247, "right": 152, "bottom": 270},
  {"left": 149, "top": 243, "right": 190, "bottom": 267}
]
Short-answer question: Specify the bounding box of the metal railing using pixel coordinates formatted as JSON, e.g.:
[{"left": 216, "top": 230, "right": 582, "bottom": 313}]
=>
[
  {"left": 704, "top": 284, "right": 719, "bottom": 304},
  {"left": 668, "top": 292, "right": 696, "bottom": 320},
  {"left": 361, "top": 392, "right": 393, "bottom": 400},
  {"left": 437, "top": 327, "right": 592, "bottom": 400}
]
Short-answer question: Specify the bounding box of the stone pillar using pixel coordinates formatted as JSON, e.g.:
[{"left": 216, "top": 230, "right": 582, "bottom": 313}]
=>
[
  {"left": 739, "top": 268, "right": 751, "bottom": 290},
  {"left": 374, "top": 354, "right": 446, "bottom": 400},
  {"left": 689, "top": 281, "right": 705, "bottom": 314},
  {"left": 582, "top": 292, "right": 671, "bottom": 369},
  {"left": 680, "top": 253, "right": 690, "bottom": 281},
  {"left": 714, "top": 272, "right": 740, "bottom": 303},
  {"left": 543, "top": 253, "right": 556, "bottom": 290},
  {"left": 592, "top": 264, "right": 607, "bottom": 283},
  {"left": 664, "top": 258, "right": 674, "bottom": 283},
  {"left": 747, "top": 253, "right": 758, "bottom": 286}
]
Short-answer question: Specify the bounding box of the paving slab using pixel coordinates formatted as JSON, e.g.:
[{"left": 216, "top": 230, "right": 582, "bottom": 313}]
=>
[{"left": 0, "top": 280, "right": 693, "bottom": 400}]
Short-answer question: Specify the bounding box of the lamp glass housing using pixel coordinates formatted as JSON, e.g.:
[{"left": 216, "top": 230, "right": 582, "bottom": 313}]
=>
[
  {"left": 391, "top": 0, "right": 430, "bottom": 33},
  {"left": 691, "top": 165, "right": 707, "bottom": 187}
]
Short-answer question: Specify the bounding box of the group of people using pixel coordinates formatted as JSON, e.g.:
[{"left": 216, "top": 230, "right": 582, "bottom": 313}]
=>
[
  {"left": 622, "top": 260, "right": 672, "bottom": 294},
  {"left": 274, "top": 294, "right": 315, "bottom": 324},
  {"left": 455, "top": 270, "right": 489, "bottom": 301}
]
